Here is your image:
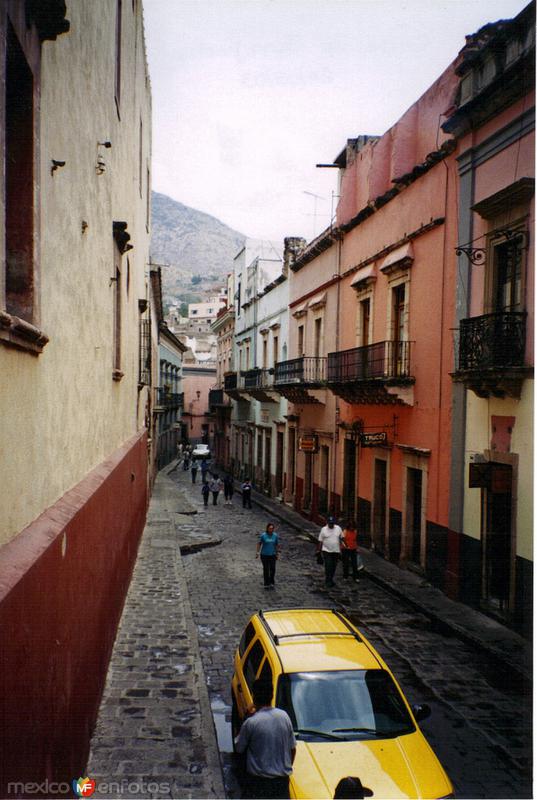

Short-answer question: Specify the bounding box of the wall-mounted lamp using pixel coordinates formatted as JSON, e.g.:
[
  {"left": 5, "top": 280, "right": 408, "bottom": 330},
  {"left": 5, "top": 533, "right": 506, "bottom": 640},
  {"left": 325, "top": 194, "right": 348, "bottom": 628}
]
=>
[{"left": 51, "top": 159, "right": 66, "bottom": 175}]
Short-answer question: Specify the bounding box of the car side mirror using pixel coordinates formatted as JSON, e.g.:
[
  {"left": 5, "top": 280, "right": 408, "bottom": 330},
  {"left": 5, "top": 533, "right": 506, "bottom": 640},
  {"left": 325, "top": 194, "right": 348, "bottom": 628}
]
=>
[{"left": 412, "top": 703, "right": 431, "bottom": 722}]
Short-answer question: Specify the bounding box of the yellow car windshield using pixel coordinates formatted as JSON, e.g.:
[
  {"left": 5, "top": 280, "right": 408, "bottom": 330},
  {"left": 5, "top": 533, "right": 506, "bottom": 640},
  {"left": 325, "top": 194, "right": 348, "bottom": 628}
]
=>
[{"left": 276, "top": 670, "right": 415, "bottom": 741}]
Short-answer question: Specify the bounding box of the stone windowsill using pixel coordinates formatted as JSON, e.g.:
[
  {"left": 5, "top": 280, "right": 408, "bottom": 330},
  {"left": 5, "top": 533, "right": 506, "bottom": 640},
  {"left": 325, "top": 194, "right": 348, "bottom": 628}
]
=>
[{"left": 0, "top": 311, "right": 49, "bottom": 354}]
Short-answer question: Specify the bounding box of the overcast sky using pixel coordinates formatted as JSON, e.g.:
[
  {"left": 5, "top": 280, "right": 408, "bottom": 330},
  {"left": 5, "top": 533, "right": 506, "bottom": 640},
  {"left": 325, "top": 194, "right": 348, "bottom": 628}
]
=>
[{"left": 143, "top": 0, "right": 529, "bottom": 243}]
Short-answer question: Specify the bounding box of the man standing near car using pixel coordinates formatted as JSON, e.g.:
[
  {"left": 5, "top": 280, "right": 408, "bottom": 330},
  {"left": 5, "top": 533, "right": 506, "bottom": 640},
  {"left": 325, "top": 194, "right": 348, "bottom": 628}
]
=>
[
  {"left": 317, "top": 515, "right": 343, "bottom": 588},
  {"left": 235, "top": 679, "right": 296, "bottom": 799}
]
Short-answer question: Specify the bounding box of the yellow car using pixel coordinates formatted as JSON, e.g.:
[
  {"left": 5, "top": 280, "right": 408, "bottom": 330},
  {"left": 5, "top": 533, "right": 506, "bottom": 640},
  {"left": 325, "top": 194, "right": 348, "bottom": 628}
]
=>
[{"left": 231, "top": 608, "right": 454, "bottom": 799}]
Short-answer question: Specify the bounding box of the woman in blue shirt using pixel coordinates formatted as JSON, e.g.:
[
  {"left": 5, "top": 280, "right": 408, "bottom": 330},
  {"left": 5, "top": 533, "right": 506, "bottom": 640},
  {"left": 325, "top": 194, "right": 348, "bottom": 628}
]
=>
[{"left": 256, "top": 523, "right": 281, "bottom": 589}]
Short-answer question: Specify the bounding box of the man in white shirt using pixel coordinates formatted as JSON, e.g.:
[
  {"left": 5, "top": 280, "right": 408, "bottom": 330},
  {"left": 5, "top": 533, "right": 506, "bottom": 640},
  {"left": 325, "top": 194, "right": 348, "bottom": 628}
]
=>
[
  {"left": 235, "top": 679, "right": 296, "bottom": 799},
  {"left": 317, "top": 515, "right": 343, "bottom": 587}
]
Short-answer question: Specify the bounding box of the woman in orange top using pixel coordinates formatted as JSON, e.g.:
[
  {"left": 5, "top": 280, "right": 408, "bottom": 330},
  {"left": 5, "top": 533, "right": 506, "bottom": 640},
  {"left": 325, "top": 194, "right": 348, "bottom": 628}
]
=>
[{"left": 341, "top": 520, "right": 360, "bottom": 582}]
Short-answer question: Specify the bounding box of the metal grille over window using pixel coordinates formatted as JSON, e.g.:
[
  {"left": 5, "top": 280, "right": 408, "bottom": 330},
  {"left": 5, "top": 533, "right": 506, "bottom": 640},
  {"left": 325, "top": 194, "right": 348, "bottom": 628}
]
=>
[{"left": 139, "top": 318, "right": 151, "bottom": 386}]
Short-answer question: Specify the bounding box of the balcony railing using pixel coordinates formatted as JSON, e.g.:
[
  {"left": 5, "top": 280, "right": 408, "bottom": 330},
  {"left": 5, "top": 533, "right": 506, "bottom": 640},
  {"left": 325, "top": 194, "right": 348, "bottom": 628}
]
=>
[
  {"left": 209, "top": 388, "right": 224, "bottom": 407},
  {"left": 244, "top": 368, "right": 274, "bottom": 390},
  {"left": 274, "top": 356, "right": 326, "bottom": 386},
  {"left": 156, "top": 388, "right": 184, "bottom": 408},
  {"left": 457, "top": 312, "right": 526, "bottom": 371},
  {"left": 224, "top": 373, "right": 238, "bottom": 392},
  {"left": 327, "top": 341, "right": 412, "bottom": 383}
]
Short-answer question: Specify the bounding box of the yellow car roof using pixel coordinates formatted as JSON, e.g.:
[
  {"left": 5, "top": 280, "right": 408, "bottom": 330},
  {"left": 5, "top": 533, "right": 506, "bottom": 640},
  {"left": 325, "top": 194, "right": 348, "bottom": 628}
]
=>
[{"left": 260, "top": 609, "right": 381, "bottom": 673}]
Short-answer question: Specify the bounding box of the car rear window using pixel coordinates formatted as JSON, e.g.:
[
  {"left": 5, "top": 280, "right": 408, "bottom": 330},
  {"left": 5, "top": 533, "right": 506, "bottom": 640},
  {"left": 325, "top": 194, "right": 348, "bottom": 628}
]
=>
[
  {"left": 239, "top": 622, "right": 256, "bottom": 657},
  {"left": 276, "top": 669, "right": 415, "bottom": 741},
  {"left": 243, "top": 640, "right": 265, "bottom": 691},
  {"left": 258, "top": 657, "right": 273, "bottom": 686}
]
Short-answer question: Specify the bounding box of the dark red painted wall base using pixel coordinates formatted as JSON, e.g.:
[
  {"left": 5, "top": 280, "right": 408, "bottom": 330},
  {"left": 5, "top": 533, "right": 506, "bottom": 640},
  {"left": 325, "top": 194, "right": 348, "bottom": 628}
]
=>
[{"left": 0, "top": 432, "right": 148, "bottom": 796}]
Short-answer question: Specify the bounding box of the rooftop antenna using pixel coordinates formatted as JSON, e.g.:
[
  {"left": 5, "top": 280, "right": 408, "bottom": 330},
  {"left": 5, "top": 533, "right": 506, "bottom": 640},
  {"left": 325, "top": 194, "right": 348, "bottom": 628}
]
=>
[{"left": 303, "top": 190, "right": 326, "bottom": 239}]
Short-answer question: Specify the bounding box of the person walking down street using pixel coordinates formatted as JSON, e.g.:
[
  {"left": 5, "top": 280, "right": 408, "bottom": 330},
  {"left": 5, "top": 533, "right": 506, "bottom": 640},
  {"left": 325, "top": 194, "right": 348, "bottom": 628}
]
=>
[
  {"left": 317, "top": 515, "right": 343, "bottom": 588},
  {"left": 256, "top": 523, "right": 281, "bottom": 589},
  {"left": 183, "top": 446, "right": 190, "bottom": 470},
  {"left": 191, "top": 461, "right": 198, "bottom": 483},
  {"left": 201, "top": 459, "right": 210, "bottom": 483},
  {"left": 209, "top": 475, "right": 223, "bottom": 506},
  {"left": 201, "top": 482, "right": 210, "bottom": 507},
  {"left": 341, "top": 519, "right": 360, "bottom": 582},
  {"left": 242, "top": 478, "right": 252, "bottom": 509},
  {"left": 234, "top": 678, "right": 296, "bottom": 799},
  {"left": 223, "top": 474, "right": 234, "bottom": 506}
]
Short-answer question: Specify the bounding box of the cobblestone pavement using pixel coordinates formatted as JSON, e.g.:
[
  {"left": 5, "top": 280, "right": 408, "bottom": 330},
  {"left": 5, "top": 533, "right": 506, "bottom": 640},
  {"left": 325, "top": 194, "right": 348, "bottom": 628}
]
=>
[
  {"left": 87, "top": 465, "right": 531, "bottom": 799},
  {"left": 87, "top": 474, "right": 224, "bottom": 799},
  {"left": 174, "top": 468, "right": 532, "bottom": 800}
]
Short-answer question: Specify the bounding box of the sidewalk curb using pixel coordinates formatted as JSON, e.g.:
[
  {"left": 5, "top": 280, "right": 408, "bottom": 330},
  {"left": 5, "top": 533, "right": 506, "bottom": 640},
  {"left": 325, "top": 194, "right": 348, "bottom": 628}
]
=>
[{"left": 174, "top": 546, "right": 226, "bottom": 798}]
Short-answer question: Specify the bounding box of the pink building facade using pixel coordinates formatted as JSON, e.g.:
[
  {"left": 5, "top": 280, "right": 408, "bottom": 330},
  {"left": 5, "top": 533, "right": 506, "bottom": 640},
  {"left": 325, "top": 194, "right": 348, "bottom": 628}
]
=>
[{"left": 275, "top": 3, "right": 533, "bottom": 633}]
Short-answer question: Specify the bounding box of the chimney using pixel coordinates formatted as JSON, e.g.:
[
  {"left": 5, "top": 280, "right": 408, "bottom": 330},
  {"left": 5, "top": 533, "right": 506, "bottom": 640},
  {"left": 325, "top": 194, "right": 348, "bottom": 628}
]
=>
[{"left": 283, "top": 237, "right": 307, "bottom": 274}]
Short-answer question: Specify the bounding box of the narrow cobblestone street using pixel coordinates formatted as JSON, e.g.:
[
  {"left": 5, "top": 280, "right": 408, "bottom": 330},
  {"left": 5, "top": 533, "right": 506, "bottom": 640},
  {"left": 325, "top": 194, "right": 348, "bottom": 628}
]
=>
[
  {"left": 88, "top": 465, "right": 531, "bottom": 799},
  {"left": 175, "top": 468, "right": 531, "bottom": 800}
]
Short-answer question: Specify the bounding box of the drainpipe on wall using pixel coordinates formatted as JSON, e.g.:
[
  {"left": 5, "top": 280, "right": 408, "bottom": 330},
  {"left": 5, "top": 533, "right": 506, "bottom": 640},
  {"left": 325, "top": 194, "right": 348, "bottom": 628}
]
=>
[{"left": 332, "top": 232, "right": 342, "bottom": 514}]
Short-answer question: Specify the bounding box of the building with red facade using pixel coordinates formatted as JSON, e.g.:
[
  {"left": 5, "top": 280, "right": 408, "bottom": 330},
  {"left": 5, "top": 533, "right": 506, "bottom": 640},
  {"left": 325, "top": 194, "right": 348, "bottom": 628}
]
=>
[{"left": 273, "top": 3, "right": 533, "bottom": 634}]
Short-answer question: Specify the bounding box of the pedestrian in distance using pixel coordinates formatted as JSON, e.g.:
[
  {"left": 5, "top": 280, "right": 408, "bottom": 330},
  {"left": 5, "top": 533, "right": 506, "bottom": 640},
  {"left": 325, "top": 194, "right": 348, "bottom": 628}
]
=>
[
  {"left": 316, "top": 515, "right": 343, "bottom": 588},
  {"left": 242, "top": 478, "right": 252, "bottom": 509},
  {"left": 191, "top": 461, "right": 198, "bottom": 483},
  {"left": 201, "top": 481, "right": 210, "bottom": 507},
  {"left": 183, "top": 447, "right": 190, "bottom": 470},
  {"left": 341, "top": 519, "right": 360, "bottom": 582},
  {"left": 223, "top": 474, "right": 234, "bottom": 505},
  {"left": 209, "top": 474, "right": 222, "bottom": 505},
  {"left": 201, "top": 459, "right": 209, "bottom": 483},
  {"left": 234, "top": 678, "right": 296, "bottom": 800},
  {"left": 256, "top": 523, "right": 281, "bottom": 589}
]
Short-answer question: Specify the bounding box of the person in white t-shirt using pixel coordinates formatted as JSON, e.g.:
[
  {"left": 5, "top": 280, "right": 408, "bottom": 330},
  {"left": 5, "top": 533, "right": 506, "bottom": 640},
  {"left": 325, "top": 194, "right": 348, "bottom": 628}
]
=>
[{"left": 317, "top": 515, "right": 343, "bottom": 587}]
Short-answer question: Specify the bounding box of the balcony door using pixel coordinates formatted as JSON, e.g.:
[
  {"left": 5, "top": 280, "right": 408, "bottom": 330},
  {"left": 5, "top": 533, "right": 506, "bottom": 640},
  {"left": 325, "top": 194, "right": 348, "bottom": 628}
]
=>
[
  {"left": 492, "top": 234, "right": 524, "bottom": 312},
  {"left": 392, "top": 283, "right": 405, "bottom": 376}
]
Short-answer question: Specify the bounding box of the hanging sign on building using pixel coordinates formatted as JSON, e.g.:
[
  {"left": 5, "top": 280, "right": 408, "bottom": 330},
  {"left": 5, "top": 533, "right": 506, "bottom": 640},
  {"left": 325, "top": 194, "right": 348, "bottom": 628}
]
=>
[
  {"left": 299, "top": 434, "right": 319, "bottom": 453},
  {"left": 360, "top": 432, "right": 387, "bottom": 447}
]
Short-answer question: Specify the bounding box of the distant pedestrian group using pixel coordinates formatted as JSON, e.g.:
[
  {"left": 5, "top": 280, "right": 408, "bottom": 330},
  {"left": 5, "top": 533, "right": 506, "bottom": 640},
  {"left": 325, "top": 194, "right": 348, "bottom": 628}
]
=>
[{"left": 316, "top": 516, "right": 363, "bottom": 588}]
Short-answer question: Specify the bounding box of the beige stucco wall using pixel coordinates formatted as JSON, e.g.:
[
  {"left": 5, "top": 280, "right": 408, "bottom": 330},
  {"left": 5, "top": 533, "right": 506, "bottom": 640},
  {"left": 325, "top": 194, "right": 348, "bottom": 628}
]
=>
[
  {"left": 0, "top": 1, "right": 151, "bottom": 545},
  {"left": 463, "top": 381, "right": 534, "bottom": 561}
]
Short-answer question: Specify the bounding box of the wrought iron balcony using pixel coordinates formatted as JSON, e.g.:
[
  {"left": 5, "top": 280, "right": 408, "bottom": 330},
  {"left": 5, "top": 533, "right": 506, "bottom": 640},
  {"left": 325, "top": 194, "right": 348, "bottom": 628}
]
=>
[
  {"left": 326, "top": 341, "right": 414, "bottom": 404},
  {"left": 209, "top": 388, "right": 224, "bottom": 407},
  {"left": 243, "top": 368, "right": 277, "bottom": 401},
  {"left": 453, "top": 312, "right": 530, "bottom": 398},
  {"left": 274, "top": 356, "right": 326, "bottom": 385},
  {"left": 224, "top": 371, "right": 241, "bottom": 400},
  {"left": 273, "top": 357, "right": 327, "bottom": 404}
]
